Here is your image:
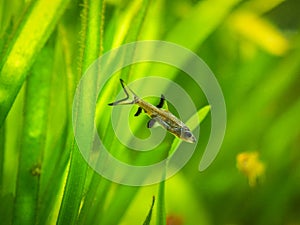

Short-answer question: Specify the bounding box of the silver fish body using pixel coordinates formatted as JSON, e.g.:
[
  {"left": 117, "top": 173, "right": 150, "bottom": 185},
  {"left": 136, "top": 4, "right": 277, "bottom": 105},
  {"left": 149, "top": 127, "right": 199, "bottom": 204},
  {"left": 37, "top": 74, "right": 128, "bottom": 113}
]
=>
[{"left": 108, "top": 79, "right": 196, "bottom": 143}]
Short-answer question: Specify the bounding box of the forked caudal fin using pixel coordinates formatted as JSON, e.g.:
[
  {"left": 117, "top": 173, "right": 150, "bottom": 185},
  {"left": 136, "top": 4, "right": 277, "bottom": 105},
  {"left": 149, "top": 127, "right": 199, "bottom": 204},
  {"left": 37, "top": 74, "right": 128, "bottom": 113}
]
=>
[{"left": 108, "top": 79, "right": 138, "bottom": 106}]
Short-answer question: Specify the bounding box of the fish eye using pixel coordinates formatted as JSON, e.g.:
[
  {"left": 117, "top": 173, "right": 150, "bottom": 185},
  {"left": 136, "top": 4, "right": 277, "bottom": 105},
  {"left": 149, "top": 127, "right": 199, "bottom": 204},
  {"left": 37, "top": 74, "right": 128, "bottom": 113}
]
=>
[{"left": 184, "top": 131, "right": 192, "bottom": 138}]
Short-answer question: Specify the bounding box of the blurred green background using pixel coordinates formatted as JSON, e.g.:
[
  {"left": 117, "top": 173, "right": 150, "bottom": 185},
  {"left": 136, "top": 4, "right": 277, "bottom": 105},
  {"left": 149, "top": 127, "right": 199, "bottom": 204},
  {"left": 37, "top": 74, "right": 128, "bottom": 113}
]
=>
[{"left": 0, "top": 0, "right": 300, "bottom": 225}]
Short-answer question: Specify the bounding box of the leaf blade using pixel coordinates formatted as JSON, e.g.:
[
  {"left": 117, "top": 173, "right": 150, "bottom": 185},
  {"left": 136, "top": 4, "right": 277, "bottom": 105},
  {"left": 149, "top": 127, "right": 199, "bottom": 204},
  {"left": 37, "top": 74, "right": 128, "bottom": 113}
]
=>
[{"left": 0, "top": 0, "right": 71, "bottom": 126}]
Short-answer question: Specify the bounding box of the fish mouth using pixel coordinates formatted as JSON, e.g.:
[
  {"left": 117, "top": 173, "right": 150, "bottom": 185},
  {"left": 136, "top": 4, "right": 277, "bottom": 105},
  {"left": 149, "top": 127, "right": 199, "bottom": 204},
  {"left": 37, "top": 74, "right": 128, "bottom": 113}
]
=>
[{"left": 184, "top": 135, "right": 197, "bottom": 143}]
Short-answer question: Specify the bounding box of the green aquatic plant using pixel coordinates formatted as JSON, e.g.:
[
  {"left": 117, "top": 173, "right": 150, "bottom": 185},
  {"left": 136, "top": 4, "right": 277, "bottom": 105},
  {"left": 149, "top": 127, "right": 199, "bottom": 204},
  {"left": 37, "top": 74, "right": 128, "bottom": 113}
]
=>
[{"left": 1, "top": 0, "right": 300, "bottom": 225}]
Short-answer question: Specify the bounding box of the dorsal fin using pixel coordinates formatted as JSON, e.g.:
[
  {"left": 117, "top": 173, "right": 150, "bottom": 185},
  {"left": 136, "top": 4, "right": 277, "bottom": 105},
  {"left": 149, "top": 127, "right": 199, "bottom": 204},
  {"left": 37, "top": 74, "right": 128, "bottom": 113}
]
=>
[
  {"left": 156, "top": 94, "right": 165, "bottom": 108},
  {"left": 134, "top": 107, "right": 142, "bottom": 116}
]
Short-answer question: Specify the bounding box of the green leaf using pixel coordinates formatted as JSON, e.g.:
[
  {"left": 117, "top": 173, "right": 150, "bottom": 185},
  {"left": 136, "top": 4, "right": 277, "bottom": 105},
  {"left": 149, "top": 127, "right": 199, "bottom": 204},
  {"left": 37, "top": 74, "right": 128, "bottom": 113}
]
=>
[
  {"left": 80, "top": 1, "right": 152, "bottom": 225},
  {"left": 0, "top": 0, "right": 71, "bottom": 126},
  {"left": 155, "top": 105, "right": 210, "bottom": 225},
  {"left": 57, "top": 0, "right": 105, "bottom": 225},
  {"left": 143, "top": 196, "right": 155, "bottom": 225},
  {"left": 0, "top": 125, "right": 4, "bottom": 190},
  {"left": 13, "top": 41, "right": 53, "bottom": 225},
  {"left": 165, "top": 0, "right": 241, "bottom": 49},
  {"left": 156, "top": 178, "right": 166, "bottom": 225}
]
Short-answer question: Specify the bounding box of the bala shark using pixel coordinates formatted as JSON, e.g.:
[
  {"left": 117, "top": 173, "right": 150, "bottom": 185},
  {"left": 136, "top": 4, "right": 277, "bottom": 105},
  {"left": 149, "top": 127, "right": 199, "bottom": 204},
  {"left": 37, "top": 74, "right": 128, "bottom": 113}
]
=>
[{"left": 108, "top": 79, "right": 196, "bottom": 143}]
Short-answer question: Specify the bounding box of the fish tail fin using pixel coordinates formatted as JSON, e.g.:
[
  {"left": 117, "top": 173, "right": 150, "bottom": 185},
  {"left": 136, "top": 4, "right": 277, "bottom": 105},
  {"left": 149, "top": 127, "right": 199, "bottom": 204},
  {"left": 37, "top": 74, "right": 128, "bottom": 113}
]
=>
[{"left": 108, "top": 79, "right": 138, "bottom": 106}]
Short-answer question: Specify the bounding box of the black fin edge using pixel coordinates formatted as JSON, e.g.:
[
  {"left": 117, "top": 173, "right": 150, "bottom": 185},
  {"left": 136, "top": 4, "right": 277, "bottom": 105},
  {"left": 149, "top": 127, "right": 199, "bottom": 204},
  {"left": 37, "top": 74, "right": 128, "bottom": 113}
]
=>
[
  {"left": 156, "top": 94, "right": 165, "bottom": 108},
  {"left": 134, "top": 107, "right": 142, "bottom": 116}
]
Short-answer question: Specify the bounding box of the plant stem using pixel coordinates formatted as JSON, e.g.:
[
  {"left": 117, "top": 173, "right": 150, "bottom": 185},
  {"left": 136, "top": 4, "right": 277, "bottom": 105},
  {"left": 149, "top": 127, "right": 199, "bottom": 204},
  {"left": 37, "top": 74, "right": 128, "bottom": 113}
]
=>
[
  {"left": 156, "top": 177, "right": 166, "bottom": 225},
  {"left": 12, "top": 42, "right": 53, "bottom": 225},
  {"left": 0, "top": 124, "right": 4, "bottom": 191},
  {"left": 57, "top": 0, "right": 104, "bottom": 224}
]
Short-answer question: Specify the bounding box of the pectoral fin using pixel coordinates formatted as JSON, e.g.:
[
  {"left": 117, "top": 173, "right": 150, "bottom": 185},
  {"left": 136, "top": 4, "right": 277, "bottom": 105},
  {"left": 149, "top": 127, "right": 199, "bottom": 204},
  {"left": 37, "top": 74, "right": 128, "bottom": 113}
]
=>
[{"left": 147, "top": 118, "right": 159, "bottom": 128}]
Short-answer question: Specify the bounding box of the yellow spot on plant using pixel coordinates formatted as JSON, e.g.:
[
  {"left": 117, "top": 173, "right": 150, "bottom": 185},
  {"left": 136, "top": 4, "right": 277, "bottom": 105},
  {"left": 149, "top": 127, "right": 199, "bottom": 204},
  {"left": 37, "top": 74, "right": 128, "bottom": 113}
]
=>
[
  {"left": 230, "top": 11, "right": 289, "bottom": 56},
  {"left": 236, "top": 151, "right": 265, "bottom": 187}
]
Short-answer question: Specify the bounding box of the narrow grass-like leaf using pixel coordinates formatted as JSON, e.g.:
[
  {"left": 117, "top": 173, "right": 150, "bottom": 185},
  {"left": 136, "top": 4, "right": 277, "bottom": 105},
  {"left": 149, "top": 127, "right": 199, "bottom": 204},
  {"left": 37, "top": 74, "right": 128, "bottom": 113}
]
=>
[
  {"left": 155, "top": 105, "right": 210, "bottom": 225},
  {"left": 37, "top": 9, "right": 82, "bottom": 224},
  {"left": 110, "top": 0, "right": 149, "bottom": 48},
  {"left": 37, "top": 26, "right": 75, "bottom": 224},
  {"left": 123, "top": 0, "right": 150, "bottom": 44},
  {"left": 156, "top": 177, "right": 166, "bottom": 225},
  {"left": 13, "top": 41, "right": 53, "bottom": 225},
  {"left": 0, "top": 85, "right": 25, "bottom": 225},
  {"left": 118, "top": 0, "right": 150, "bottom": 80},
  {"left": 78, "top": 0, "right": 105, "bottom": 73},
  {"left": 57, "top": 0, "right": 104, "bottom": 224},
  {"left": 98, "top": 185, "right": 140, "bottom": 225},
  {"left": 165, "top": 0, "right": 241, "bottom": 49},
  {"left": 226, "top": 46, "right": 300, "bottom": 151},
  {"left": 84, "top": 178, "right": 111, "bottom": 225},
  {"left": 259, "top": 94, "right": 300, "bottom": 225},
  {"left": 263, "top": 98, "right": 300, "bottom": 160},
  {"left": 147, "top": 0, "right": 241, "bottom": 107},
  {"left": 240, "top": 0, "right": 285, "bottom": 14},
  {"left": 230, "top": 11, "right": 289, "bottom": 55},
  {"left": 0, "top": 0, "right": 71, "bottom": 126},
  {"left": 56, "top": 143, "right": 87, "bottom": 225},
  {"left": 143, "top": 196, "right": 155, "bottom": 225},
  {"left": 36, "top": 125, "right": 69, "bottom": 225},
  {"left": 0, "top": 193, "right": 13, "bottom": 225},
  {"left": 0, "top": 125, "right": 4, "bottom": 190},
  {"left": 0, "top": 1, "right": 26, "bottom": 55},
  {"left": 82, "top": 1, "right": 151, "bottom": 224}
]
